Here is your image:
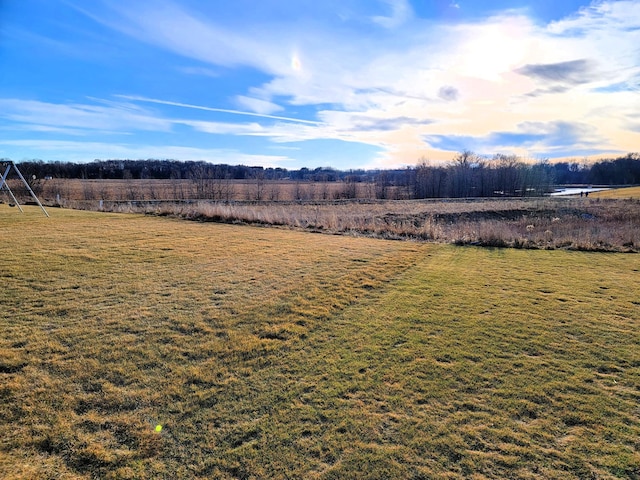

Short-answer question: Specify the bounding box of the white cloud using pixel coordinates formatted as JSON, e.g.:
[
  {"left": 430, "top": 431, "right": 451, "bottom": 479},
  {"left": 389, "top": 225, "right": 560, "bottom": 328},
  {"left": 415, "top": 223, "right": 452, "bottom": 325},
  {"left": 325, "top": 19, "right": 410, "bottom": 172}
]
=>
[
  {"left": 0, "top": 98, "right": 171, "bottom": 133},
  {"left": 178, "top": 66, "right": 221, "bottom": 78},
  {"left": 179, "top": 120, "right": 265, "bottom": 136},
  {"left": 371, "top": 0, "right": 413, "bottom": 29},
  {"left": 235, "top": 96, "right": 284, "bottom": 115},
  {"left": 118, "top": 96, "right": 322, "bottom": 124},
  {"left": 89, "top": 1, "right": 297, "bottom": 76},
  {"left": 0, "top": 95, "right": 330, "bottom": 147},
  {"left": 0, "top": 139, "right": 293, "bottom": 166},
  {"left": 27, "top": 1, "right": 640, "bottom": 167},
  {"left": 548, "top": 1, "right": 640, "bottom": 34}
]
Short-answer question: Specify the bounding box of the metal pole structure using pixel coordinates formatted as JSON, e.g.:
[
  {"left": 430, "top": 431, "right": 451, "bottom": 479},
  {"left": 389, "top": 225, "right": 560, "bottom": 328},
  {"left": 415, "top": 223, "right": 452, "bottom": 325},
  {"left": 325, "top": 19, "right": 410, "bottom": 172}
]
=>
[
  {"left": 0, "top": 161, "right": 49, "bottom": 217},
  {"left": 11, "top": 162, "right": 49, "bottom": 217},
  {"left": 0, "top": 163, "right": 25, "bottom": 213}
]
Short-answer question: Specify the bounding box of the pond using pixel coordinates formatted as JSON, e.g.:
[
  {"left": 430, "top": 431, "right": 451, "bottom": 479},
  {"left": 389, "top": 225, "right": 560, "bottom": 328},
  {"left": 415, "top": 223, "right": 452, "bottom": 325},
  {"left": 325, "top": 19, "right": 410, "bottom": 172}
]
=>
[{"left": 549, "top": 187, "right": 610, "bottom": 196}]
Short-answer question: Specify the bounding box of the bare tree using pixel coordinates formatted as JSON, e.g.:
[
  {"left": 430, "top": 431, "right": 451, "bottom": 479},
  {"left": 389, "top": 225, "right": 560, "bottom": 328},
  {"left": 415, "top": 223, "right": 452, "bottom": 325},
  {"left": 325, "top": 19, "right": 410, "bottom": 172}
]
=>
[
  {"left": 251, "top": 169, "right": 266, "bottom": 201},
  {"left": 450, "top": 150, "right": 477, "bottom": 197}
]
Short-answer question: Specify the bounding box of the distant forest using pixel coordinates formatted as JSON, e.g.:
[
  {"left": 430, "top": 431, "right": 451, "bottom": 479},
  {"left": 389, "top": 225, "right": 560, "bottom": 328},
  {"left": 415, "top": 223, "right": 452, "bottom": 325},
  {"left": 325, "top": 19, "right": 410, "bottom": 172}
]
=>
[{"left": 11, "top": 152, "right": 640, "bottom": 199}]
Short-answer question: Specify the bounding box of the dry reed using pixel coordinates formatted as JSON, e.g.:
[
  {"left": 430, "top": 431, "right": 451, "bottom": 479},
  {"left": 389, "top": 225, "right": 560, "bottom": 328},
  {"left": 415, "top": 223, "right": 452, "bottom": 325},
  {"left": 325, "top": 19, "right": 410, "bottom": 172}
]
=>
[
  {"left": 106, "top": 198, "right": 640, "bottom": 253},
  {"left": 15, "top": 178, "right": 639, "bottom": 252}
]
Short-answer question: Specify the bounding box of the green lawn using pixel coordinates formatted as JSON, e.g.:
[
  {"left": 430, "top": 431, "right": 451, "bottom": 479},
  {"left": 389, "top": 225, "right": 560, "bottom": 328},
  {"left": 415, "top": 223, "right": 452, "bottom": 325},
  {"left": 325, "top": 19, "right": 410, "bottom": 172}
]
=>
[{"left": 1, "top": 206, "right": 638, "bottom": 479}]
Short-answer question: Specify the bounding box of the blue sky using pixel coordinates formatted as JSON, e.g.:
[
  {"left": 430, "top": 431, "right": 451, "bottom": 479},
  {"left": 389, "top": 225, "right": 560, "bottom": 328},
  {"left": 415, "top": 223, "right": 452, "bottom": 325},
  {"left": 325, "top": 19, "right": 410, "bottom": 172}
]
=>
[{"left": 1, "top": 0, "right": 638, "bottom": 169}]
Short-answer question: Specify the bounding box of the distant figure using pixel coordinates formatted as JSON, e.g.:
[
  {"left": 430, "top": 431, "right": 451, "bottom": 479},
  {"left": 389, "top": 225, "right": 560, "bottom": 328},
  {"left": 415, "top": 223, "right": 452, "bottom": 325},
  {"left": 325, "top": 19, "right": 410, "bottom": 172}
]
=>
[
  {"left": 580, "top": 191, "right": 584, "bottom": 197},
  {"left": 585, "top": 191, "right": 589, "bottom": 197}
]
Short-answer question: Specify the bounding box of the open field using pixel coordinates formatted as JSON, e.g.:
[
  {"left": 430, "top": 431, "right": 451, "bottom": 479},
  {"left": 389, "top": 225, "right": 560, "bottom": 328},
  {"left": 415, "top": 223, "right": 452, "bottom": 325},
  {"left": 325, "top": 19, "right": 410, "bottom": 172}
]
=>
[
  {"left": 93, "top": 196, "right": 638, "bottom": 253},
  {"left": 23, "top": 178, "right": 640, "bottom": 252},
  {"left": 35, "top": 178, "right": 387, "bottom": 203},
  {"left": 9, "top": 178, "right": 640, "bottom": 251},
  {"left": 1, "top": 206, "right": 639, "bottom": 479},
  {"left": 32, "top": 178, "right": 640, "bottom": 205},
  {"left": 591, "top": 186, "right": 640, "bottom": 199}
]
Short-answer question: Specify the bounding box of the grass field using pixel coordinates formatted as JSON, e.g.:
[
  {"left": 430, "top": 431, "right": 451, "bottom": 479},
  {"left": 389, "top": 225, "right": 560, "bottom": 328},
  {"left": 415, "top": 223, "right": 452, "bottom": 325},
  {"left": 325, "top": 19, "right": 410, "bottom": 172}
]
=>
[
  {"left": 592, "top": 186, "right": 640, "bottom": 199},
  {"left": 1, "top": 205, "right": 639, "bottom": 479}
]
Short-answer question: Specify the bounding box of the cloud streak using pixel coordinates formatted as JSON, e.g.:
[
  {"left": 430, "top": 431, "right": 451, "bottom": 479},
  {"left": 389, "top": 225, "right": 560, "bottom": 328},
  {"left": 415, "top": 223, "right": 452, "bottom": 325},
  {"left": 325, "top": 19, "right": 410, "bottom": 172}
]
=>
[{"left": 116, "top": 96, "right": 323, "bottom": 125}]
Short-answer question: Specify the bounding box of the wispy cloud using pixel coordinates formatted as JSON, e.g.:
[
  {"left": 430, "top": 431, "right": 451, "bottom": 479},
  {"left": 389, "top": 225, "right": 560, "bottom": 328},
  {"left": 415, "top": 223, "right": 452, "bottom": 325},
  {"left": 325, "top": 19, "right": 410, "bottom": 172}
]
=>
[
  {"left": 425, "top": 120, "right": 607, "bottom": 158},
  {"left": 81, "top": 0, "right": 296, "bottom": 75},
  {"left": 178, "top": 66, "right": 221, "bottom": 78},
  {"left": 437, "top": 86, "right": 459, "bottom": 101},
  {"left": 515, "top": 59, "right": 596, "bottom": 85},
  {"left": 235, "top": 96, "right": 284, "bottom": 115},
  {"left": 117, "top": 96, "right": 323, "bottom": 125},
  {"left": 346, "top": 115, "right": 433, "bottom": 132},
  {"left": 0, "top": 139, "right": 293, "bottom": 166},
  {"left": 5, "top": 0, "right": 640, "bottom": 167},
  {"left": 0, "top": 98, "right": 171, "bottom": 133},
  {"left": 547, "top": 1, "right": 640, "bottom": 34},
  {"left": 371, "top": 0, "right": 413, "bottom": 29}
]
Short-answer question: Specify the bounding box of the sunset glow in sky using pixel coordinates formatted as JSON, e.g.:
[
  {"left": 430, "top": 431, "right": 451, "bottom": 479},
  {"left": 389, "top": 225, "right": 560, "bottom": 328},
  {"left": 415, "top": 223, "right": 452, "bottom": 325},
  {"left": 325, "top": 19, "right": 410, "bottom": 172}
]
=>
[{"left": 1, "top": 0, "right": 639, "bottom": 169}]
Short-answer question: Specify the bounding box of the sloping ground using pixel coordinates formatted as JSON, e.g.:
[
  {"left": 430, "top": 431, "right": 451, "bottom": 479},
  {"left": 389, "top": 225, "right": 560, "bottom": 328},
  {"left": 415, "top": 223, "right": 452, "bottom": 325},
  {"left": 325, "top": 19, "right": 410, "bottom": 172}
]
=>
[{"left": 1, "top": 206, "right": 638, "bottom": 479}]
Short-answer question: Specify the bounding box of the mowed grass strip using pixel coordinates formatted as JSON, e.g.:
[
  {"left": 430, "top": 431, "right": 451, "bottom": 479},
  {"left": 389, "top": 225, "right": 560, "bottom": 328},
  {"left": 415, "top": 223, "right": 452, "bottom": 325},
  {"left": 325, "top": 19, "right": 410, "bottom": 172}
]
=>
[
  {"left": 1, "top": 205, "right": 639, "bottom": 479},
  {"left": 292, "top": 247, "right": 639, "bottom": 479}
]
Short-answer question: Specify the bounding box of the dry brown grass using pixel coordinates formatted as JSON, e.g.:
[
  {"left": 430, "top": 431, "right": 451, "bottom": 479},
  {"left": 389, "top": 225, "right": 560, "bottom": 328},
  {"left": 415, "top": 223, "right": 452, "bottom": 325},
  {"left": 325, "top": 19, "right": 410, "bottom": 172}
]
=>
[
  {"left": 0, "top": 206, "right": 424, "bottom": 479},
  {"left": 99, "top": 197, "right": 640, "bottom": 253},
  {"left": 37, "top": 178, "right": 384, "bottom": 203},
  {"left": 591, "top": 186, "right": 640, "bottom": 199},
  {"left": 1, "top": 206, "right": 638, "bottom": 479},
  {"left": 23, "top": 179, "right": 640, "bottom": 253}
]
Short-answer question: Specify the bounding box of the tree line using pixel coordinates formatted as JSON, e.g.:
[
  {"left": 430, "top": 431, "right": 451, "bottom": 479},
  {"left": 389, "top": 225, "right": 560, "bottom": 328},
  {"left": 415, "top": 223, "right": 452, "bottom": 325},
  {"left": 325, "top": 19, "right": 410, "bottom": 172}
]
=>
[{"left": 9, "top": 152, "right": 640, "bottom": 200}]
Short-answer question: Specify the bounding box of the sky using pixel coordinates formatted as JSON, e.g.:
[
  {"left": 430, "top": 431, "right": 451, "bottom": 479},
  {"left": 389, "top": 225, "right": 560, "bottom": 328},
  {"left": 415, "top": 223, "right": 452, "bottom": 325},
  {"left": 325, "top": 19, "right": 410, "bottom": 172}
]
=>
[{"left": 0, "top": 0, "right": 639, "bottom": 170}]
